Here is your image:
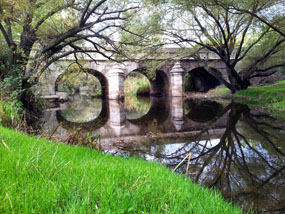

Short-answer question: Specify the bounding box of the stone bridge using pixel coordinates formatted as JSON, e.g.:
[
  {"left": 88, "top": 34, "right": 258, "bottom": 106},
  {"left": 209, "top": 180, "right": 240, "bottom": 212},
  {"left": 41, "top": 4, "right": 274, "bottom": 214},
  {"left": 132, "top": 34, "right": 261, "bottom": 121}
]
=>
[{"left": 39, "top": 49, "right": 229, "bottom": 99}]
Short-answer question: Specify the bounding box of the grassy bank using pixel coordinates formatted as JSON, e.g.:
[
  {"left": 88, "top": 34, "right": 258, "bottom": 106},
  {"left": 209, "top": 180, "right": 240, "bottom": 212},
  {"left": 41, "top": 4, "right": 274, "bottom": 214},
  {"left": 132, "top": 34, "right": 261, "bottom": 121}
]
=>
[
  {"left": 124, "top": 75, "right": 150, "bottom": 96},
  {"left": 208, "top": 81, "right": 285, "bottom": 114},
  {"left": 233, "top": 81, "right": 285, "bottom": 112},
  {"left": 0, "top": 126, "right": 243, "bottom": 213}
]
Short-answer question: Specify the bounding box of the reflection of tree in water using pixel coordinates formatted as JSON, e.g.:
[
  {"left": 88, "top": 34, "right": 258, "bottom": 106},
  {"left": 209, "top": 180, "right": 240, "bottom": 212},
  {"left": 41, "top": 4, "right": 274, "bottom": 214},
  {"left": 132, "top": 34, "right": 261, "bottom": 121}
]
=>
[
  {"left": 184, "top": 99, "right": 224, "bottom": 122},
  {"left": 59, "top": 96, "right": 102, "bottom": 123},
  {"left": 117, "top": 102, "right": 285, "bottom": 213},
  {"left": 124, "top": 96, "right": 150, "bottom": 120}
]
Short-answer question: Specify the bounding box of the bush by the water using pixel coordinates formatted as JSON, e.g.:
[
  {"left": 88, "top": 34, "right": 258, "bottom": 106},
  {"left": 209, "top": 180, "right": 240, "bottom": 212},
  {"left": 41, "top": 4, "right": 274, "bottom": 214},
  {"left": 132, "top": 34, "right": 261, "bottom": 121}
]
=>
[
  {"left": 57, "top": 71, "right": 101, "bottom": 96},
  {"left": 0, "top": 127, "right": 244, "bottom": 213},
  {"left": 124, "top": 73, "right": 150, "bottom": 96},
  {"left": 184, "top": 72, "right": 193, "bottom": 91},
  {"left": 0, "top": 99, "right": 23, "bottom": 127}
]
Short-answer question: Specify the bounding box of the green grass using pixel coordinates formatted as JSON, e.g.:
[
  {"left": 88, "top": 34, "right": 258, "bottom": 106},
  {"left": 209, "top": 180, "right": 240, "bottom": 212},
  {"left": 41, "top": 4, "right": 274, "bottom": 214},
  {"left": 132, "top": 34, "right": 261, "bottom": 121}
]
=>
[
  {"left": 208, "top": 87, "right": 230, "bottom": 97},
  {"left": 0, "top": 126, "right": 244, "bottom": 214},
  {"left": 207, "top": 81, "right": 285, "bottom": 116},
  {"left": 234, "top": 80, "right": 285, "bottom": 113}
]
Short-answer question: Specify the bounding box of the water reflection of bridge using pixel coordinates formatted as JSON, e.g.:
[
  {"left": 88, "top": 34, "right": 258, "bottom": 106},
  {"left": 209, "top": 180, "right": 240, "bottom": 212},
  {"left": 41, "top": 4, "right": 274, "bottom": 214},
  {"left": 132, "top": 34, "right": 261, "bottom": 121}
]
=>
[{"left": 41, "top": 97, "right": 228, "bottom": 143}]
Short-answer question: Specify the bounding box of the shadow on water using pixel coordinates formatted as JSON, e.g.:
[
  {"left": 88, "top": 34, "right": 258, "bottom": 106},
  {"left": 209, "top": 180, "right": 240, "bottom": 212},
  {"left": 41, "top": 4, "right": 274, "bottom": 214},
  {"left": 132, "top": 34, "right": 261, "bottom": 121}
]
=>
[
  {"left": 37, "top": 95, "right": 285, "bottom": 213},
  {"left": 184, "top": 99, "right": 224, "bottom": 122}
]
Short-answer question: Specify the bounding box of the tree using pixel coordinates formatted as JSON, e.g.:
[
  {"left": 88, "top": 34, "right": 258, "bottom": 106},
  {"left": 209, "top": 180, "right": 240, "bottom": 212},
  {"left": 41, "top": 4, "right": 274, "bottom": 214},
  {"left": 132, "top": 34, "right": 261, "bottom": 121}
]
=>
[
  {"left": 0, "top": 0, "right": 139, "bottom": 100},
  {"left": 142, "top": 0, "right": 285, "bottom": 93}
]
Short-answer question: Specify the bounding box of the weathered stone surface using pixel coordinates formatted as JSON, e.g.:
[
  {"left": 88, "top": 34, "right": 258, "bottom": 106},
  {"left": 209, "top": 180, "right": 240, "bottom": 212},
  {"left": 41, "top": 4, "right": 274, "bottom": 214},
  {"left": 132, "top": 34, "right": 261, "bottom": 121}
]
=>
[
  {"left": 170, "top": 62, "right": 185, "bottom": 97},
  {"left": 107, "top": 65, "right": 125, "bottom": 100},
  {"left": 38, "top": 50, "right": 230, "bottom": 99}
]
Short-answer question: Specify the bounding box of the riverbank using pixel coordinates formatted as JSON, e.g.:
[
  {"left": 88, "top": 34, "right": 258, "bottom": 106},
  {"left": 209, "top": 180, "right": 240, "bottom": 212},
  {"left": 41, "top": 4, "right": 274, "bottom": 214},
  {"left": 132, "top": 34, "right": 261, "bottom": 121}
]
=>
[
  {"left": 205, "top": 81, "right": 285, "bottom": 115},
  {"left": 0, "top": 126, "right": 244, "bottom": 213}
]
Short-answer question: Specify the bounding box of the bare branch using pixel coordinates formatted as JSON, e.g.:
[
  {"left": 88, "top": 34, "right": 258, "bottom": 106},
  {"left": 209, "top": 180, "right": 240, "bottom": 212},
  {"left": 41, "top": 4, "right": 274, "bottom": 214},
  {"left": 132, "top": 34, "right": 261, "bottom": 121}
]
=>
[
  {"left": 34, "top": 2, "right": 76, "bottom": 31},
  {"left": 81, "top": 0, "right": 107, "bottom": 26},
  {"left": 243, "top": 38, "right": 285, "bottom": 78},
  {"left": 0, "top": 22, "right": 15, "bottom": 50}
]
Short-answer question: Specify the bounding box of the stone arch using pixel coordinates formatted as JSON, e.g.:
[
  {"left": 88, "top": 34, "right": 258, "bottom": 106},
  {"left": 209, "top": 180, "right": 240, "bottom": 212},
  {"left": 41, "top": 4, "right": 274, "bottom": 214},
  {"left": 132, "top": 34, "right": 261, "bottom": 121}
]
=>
[
  {"left": 185, "top": 67, "right": 221, "bottom": 92},
  {"left": 55, "top": 69, "right": 108, "bottom": 98}
]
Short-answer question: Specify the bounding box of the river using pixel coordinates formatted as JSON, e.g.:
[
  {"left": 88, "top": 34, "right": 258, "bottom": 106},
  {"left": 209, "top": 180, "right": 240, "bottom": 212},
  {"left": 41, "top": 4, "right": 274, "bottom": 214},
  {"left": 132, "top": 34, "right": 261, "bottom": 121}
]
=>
[{"left": 34, "top": 95, "right": 285, "bottom": 213}]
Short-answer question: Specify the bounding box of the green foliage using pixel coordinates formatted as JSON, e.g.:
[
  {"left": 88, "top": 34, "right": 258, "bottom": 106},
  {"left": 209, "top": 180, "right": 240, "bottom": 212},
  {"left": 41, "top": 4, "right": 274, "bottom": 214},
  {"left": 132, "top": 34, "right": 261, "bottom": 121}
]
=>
[
  {"left": 0, "top": 47, "right": 24, "bottom": 127},
  {"left": 0, "top": 126, "right": 244, "bottom": 213},
  {"left": 184, "top": 72, "right": 193, "bottom": 91},
  {"left": 0, "top": 45, "right": 10, "bottom": 72},
  {"left": 238, "top": 28, "right": 285, "bottom": 73},
  {"left": 124, "top": 73, "right": 150, "bottom": 96},
  {"left": 141, "top": 0, "right": 285, "bottom": 92},
  {"left": 136, "top": 83, "right": 150, "bottom": 96},
  {"left": 0, "top": 68, "right": 24, "bottom": 99},
  {"left": 125, "top": 96, "right": 151, "bottom": 115},
  {"left": 234, "top": 81, "right": 285, "bottom": 114},
  {"left": 119, "top": 2, "right": 171, "bottom": 79},
  {"left": 0, "top": 45, "right": 24, "bottom": 100},
  {"left": 0, "top": 99, "right": 23, "bottom": 127},
  {"left": 143, "top": 60, "right": 167, "bottom": 80},
  {"left": 57, "top": 66, "right": 101, "bottom": 96}
]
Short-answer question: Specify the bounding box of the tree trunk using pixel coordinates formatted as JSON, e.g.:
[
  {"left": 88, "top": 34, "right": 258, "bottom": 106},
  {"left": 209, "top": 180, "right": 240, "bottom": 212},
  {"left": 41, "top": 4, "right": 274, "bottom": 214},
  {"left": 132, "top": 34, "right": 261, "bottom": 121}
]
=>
[
  {"left": 19, "top": 24, "right": 37, "bottom": 60},
  {"left": 227, "top": 67, "right": 250, "bottom": 93}
]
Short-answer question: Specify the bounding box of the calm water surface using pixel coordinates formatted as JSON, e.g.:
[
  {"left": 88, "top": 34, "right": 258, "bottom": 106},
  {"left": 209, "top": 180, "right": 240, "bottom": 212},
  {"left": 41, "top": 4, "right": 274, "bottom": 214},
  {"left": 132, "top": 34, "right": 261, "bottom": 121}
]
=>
[{"left": 37, "top": 95, "right": 285, "bottom": 213}]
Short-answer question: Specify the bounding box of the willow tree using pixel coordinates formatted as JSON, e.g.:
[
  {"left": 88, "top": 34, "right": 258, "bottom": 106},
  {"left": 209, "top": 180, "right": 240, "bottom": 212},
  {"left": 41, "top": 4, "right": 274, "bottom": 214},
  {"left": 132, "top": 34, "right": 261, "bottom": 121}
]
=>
[
  {"left": 0, "top": 0, "right": 139, "bottom": 101},
  {"left": 144, "top": 0, "right": 285, "bottom": 92}
]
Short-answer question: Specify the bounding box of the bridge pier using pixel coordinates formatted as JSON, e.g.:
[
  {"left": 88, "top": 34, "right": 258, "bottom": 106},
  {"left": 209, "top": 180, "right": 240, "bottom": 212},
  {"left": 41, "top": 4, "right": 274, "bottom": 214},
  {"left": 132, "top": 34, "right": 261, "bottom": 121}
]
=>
[
  {"left": 170, "top": 62, "right": 185, "bottom": 97},
  {"left": 109, "top": 100, "right": 126, "bottom": 135},
  {"left": 171, "top": 97, "right": 185, "bottom": 131},
  {"left": 107, "top": 65, "right": 125, "bottom": 100}
]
